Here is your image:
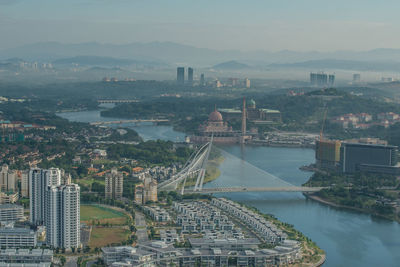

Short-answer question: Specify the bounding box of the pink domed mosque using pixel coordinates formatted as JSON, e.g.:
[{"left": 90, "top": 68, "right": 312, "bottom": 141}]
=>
[{"left": 190, "top": 99, "right": 252, "bottom": 144}]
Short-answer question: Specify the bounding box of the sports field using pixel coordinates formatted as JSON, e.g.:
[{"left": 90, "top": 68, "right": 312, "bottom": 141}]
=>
[
  {"left": 89, "top": 227, "right": 131, "bottom": 247},
  {"left": 80, "top": 204, "right": 128, "bottom": 225}
]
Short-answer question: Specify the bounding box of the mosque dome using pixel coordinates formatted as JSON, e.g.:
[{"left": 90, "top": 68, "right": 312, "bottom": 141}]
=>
[
  {"left": 248, "top": 99, "right": 256, "bottom": 108},
  {"left": 209, "top": 110, "right": 223, "bottom": 122}
]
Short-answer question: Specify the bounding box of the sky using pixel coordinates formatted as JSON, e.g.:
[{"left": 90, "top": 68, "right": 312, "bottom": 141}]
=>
[{"left": 1, "top": 0, "right": 400, "bottom": 52}]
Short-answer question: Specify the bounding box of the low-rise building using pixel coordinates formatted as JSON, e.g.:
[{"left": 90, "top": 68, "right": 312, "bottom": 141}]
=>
[
  {"left": 0, "top": 249, "right": 52, "bottom": 266},
  {"left": 0, "top": 228, "right": 37, "bottom": 248},
  {"left": 143, "top": 206, "right": 170, "bottom": 222},
  {"left": 0, "top": 204, "right": 24, "bottom": 222}
]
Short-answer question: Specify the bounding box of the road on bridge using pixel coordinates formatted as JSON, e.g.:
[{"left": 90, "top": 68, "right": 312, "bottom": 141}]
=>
[{"left": 184, "top": 186, "right": 325, "bottom": 194}]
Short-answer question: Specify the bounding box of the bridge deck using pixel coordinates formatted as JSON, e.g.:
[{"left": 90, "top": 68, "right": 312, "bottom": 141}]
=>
[
  {"left": 90, "top": 119, "right": 169, "bottom": 125},
  {"left": 182, "top": 186, "right": 324, "bottom": 194}
]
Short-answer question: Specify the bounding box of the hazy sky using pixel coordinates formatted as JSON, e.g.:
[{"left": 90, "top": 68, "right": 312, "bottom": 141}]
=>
[{"left": 1, "top": 0, "right": 400, "bottom": 51}]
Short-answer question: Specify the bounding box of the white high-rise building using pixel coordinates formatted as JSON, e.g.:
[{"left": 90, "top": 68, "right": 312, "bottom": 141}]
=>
[
  {"left": 45, "top": 184, "right": 80, "bottom": 249},
  {"left": 29, "top": 168, "right": 61, "bottom": 225}
]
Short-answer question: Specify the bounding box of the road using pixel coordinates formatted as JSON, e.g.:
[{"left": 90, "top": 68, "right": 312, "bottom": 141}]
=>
[
  {"left": 135, "top": 211, "right": 148, "bottom": 242},
  {"left": 65, "top": 256, "right": 78, "bottom": 267}
]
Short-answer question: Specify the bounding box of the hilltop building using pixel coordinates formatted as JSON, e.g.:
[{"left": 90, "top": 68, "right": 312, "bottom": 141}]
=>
[
  {"left": 105, "top": 168, "right": 124, "bottom": 200},
  {"left": 310, "top": 72, "right": 335, "bottom": 87}
]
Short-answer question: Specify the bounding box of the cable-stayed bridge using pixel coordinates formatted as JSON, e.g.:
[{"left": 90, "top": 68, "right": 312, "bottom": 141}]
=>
[{"left": 158, "top": 137, "right": 324, "bottom": 194}]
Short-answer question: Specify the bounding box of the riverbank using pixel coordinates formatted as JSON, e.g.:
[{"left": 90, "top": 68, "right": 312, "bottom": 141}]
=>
[
  {"left": 237, "top": 203, "right": 325, "bottom": 267},
  {"left": 304, "top": 193, "right": 400, "bottom": 223}
]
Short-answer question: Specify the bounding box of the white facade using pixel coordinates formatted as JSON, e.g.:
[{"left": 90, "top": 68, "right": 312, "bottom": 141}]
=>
[
  {"left": 45, "top": 184, "right": 80, "bottom": 249},
  {"left": 29, "top": 168, "right": 61, "bottom": 225}
]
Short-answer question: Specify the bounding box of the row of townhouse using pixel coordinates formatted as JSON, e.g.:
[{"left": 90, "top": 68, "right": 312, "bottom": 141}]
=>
[
  {"left": 211, "top": 198, "right": 287, "bottom": 244},
  {"left": 103, "top": 239, "right": 301, "bottom": 267},
  {"left": 173, "top": 201, "right": 235, "bottom": 235},
  {"left": 142, "top": 206, "right": 170, "bottom": 222}
]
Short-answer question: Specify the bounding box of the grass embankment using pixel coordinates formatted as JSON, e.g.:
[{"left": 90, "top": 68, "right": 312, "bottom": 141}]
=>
[{"left": 184, "top": 155, "right": 224, "bottom": 187}]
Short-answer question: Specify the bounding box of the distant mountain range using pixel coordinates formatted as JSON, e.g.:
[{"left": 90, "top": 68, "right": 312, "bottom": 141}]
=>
[
  {"left": 212, "top": 60, "right": 251, "bottom": 70},
  {"left": 53, "top": 56, "right": 169, "bottom": 68},
  {"left": 3, "top": 42, "right": 400, "bottom": 72},
  {"left": 3, "top": 42, "right": 400, "bottom": 67},
  {"left": 268, "top": 59, "right": 400, "bottom": 71}
]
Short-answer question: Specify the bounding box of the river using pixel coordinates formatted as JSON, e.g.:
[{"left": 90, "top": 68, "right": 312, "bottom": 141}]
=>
[{"left": 58, "top": 110, "right": 400, "bottom": 267}]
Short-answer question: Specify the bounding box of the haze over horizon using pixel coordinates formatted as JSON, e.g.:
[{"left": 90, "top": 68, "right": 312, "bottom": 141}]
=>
[{"left": 1, "top": 0, "right": 400, "bottom": 52}]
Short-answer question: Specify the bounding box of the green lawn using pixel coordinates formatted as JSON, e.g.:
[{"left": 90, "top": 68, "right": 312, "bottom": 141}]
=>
[{"left": 80, "top": 204, "right": 128, "bottom": 225}]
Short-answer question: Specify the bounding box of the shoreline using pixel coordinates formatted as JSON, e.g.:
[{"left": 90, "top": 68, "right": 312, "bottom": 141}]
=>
[{"left": 304, "top": 193, "right": 400, "bottom": 223}]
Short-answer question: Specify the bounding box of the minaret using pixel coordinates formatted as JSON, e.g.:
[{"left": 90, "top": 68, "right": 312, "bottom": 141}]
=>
[{"left": 241, "top": 97, "right": 246, "bottom": 143}]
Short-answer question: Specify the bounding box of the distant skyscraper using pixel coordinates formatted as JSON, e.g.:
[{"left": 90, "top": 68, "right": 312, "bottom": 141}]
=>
[
  {"left": 353, "top": 74, "right": 361, "bottom": 83},
  {"left": 328, "top": 74, "right": 335, "bottom": 86},
  {"left": 310, "top": 72, "right": 334, "bottom": 87},
  {"left": 177, "top": 67, "right": 185, "bottom": 84},
  {"left": 46, "top": 184, "right": 80, "bottom": 249},
  {"left": 200, "top": 74, "right": 205, "bottom": 86},
  {"left": 244, "top": 78, "right": 251, "bottom": 88},
  {"left": 188, "top": 67, "right": 194, "bottom": 85},
  {"left": 29, "top": 168, "right": 61, "bottom": 225},
  {"left": 105, "top": 168, "right": 124, "bottom": 200}
]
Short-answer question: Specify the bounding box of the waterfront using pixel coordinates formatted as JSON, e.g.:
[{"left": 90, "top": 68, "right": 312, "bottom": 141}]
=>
[
  {"left": 58, "top": 110, "right": 400, "bottom": 267},
  {"left": 57, "top": 110, "right": 186, "bottom": 142}
]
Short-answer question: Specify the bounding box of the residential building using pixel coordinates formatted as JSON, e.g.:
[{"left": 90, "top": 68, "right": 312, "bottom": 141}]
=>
[
  {"left": 19, "top": 171, "right": 29, "bottom": 197},
  {"left": 105, "top": 168, "right": 123, "bottom": 200},
  {"left": 29, "top": 168, "right": 61, "bottom": 225},
  {"left": 0, "top": 204, "right": 24, "bottom": 222},
  {"left": 0, "top": 249, "right": 52, "bottom": 265},
  {"left": 45, "top": 184, "right": 80, "bottom": 249},
  {"left": 0, "top": 228, "right": 37, "bottom": 248},
  {"left": 134, "top": 177, "right": 157, "bottom": 205},
  {"left": 0, "top": 165, "right": 17, "bottom": 193},
  {"left": 0, "top": 193, "right": 18, "bottom": 204},
  {"left": 143, "top": 206, "right": 170, "bottom": 222}
]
